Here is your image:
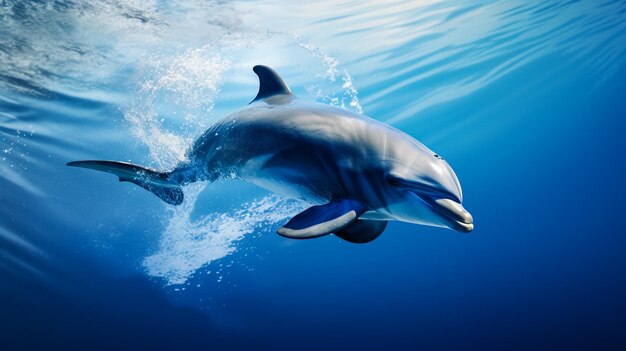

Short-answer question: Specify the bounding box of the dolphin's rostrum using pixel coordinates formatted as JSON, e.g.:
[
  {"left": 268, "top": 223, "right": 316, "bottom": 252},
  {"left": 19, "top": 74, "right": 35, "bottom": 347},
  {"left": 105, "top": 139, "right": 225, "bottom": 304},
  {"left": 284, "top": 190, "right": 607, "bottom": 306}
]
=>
[{"left": 68, "top": 65, "right": 473, "bottom": 243}]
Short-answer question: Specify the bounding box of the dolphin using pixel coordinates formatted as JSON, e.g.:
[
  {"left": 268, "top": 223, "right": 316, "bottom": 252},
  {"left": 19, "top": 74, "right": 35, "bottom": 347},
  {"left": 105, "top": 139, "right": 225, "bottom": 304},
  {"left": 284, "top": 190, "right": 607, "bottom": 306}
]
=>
[{"left": 68, "top": 65, "right": 473, "bottom": 243}]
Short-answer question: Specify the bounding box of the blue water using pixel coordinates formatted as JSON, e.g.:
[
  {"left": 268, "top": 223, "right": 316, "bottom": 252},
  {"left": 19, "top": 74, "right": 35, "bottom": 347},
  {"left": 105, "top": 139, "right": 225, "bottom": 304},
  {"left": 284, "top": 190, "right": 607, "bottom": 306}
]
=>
[{"left": 1, "top": 1, "right": 626, "bottom": 349}]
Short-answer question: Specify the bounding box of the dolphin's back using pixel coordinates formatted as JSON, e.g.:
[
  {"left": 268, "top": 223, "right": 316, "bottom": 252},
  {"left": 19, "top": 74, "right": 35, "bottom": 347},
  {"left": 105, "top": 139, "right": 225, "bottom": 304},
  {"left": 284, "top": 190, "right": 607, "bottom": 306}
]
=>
[{"left": 187, "top": 96, "right": 392, "bottom": 202}]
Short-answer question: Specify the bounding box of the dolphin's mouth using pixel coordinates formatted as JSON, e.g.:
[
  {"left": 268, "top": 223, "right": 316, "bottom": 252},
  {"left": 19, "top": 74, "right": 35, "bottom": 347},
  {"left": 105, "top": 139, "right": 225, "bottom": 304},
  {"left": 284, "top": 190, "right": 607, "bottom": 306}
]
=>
[{"left": 412, "top": 192, "right": 474, "bottom": 233}]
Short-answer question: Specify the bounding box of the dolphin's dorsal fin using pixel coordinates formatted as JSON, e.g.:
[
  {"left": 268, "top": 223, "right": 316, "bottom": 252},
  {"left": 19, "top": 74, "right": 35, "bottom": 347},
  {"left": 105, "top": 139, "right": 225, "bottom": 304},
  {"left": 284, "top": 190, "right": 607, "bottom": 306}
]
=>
[{"left": 250, "top": 65, "right": 292, "bottom": 104}]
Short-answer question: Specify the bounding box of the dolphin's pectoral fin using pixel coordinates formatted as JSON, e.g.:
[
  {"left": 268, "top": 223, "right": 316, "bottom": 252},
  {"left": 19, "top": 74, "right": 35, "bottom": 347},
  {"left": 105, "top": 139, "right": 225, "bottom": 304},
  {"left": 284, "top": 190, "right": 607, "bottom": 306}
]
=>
[
  {"left": 334, "top": 220, "right": 387, "bottom": 244},
  {"left": 249, "top": 65, "right": 292, "bottom": 104},
  {"left": 277, "top": 199, "right": 366, "bottom": 239}
]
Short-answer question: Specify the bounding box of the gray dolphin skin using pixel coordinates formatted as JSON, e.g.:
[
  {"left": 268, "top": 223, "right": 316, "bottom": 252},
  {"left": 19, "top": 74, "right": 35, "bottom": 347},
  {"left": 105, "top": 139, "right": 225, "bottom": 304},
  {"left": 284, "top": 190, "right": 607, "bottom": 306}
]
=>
[{"left": 68, "top": 65, "right": 473, "bottom": 243}]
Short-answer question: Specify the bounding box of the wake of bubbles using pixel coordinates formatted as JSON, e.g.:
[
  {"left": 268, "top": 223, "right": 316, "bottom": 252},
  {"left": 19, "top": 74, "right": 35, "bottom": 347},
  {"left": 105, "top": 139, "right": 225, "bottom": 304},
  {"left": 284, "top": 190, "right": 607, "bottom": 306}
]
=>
[
  {"left": 126, "top": 28, "right": 362, "bottom": 285},
  {"left": 144, "top": 188, "right": 306, "bottom": 285}
]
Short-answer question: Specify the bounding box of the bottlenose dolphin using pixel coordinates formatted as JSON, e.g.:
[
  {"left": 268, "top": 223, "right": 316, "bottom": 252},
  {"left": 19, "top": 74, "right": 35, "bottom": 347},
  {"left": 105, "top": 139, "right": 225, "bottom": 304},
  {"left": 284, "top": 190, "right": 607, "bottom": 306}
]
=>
[{"left": 68, "top": 65, "right": 473, "bottom": 243}]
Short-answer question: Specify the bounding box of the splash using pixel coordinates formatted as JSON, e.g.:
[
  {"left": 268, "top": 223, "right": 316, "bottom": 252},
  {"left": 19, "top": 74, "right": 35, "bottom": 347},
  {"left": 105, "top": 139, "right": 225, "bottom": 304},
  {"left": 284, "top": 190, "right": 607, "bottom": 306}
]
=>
[
  {"left": 144, "top": 190, "right": 305, "bottom": 285},
  {"left": 287, "top": 31, "right": 363, "bottom": 113},
  {"left": 125, "top": 49, "right": 230, "bottom": 167}
]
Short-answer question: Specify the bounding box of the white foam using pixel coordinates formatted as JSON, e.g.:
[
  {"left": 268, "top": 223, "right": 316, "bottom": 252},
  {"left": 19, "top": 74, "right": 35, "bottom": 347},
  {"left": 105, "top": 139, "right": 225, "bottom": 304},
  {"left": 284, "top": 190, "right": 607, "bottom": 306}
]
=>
[{"left": 143, "top": 188, "right": 305, "bottom": 285}]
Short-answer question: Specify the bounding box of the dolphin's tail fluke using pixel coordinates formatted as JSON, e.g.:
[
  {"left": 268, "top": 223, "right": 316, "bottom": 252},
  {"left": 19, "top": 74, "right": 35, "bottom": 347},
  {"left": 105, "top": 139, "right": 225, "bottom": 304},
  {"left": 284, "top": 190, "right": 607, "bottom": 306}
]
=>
[{"left": 66, "top": 160, "right": 184, "bottom": 205}]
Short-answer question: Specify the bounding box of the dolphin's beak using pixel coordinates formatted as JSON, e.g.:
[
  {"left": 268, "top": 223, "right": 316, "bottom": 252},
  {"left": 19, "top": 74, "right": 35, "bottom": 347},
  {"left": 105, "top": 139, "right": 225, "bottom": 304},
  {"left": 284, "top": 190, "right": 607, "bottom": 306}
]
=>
[
  {"left": 388, "top": 174, "right": 473, "bottom": 232},
  {"left": 411, "top": 192, "right": 474, "bottom": 233},
  {"left": 427, "top": 197, "right": 473, "bottom": 233}
]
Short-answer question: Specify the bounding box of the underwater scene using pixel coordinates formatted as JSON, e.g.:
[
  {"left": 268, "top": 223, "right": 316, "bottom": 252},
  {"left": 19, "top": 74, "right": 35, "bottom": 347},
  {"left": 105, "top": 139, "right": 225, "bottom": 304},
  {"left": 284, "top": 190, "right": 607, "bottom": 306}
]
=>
[{"left": 1, "top": 0, "right": 626, "bottom": 350}]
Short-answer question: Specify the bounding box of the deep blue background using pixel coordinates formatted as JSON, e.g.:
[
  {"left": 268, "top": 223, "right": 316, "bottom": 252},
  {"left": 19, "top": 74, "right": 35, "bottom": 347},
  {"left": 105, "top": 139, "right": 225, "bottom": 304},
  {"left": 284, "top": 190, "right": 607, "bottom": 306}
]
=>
[{"left": 1, "top": 1, "right": 625, "bottom": 350}]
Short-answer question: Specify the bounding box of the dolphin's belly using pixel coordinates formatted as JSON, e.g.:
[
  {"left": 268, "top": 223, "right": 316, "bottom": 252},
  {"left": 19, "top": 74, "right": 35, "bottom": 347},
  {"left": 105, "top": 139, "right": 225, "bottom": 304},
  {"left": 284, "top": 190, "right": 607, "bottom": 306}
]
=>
[
  {"left": 238, "top": 153, "right": 335, "bottom": 204},
  {"left": 236, "top": 147, "right": 396, "bottom": 222}
]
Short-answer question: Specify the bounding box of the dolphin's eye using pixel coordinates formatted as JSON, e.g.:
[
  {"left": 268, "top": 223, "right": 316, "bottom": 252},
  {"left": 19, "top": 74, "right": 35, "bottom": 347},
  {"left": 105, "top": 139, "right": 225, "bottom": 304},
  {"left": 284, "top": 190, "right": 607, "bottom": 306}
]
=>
[{"left": 434, "top": 154, "right": 443, "bottom": 160}]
